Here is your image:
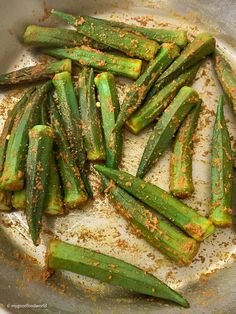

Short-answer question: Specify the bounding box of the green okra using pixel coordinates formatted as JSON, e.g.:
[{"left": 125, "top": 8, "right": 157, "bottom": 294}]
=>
[
  {"left": 137, "top": 87, "right": 200, "bottom": 178},
  {"left": 52, "top": 71, "right": 85, "bottom": 168},
  {"left": 102, "top": 176, "right": 199, "bottom": 265},
  {"left": 40, "top": 94, "right": 49, "bottom": 125},
  {"left": 95, "top": 165, "right": 215, "bottom": 241},
  {"left": 214, "top": 51, "right": 236, "bottom": 115},
  {"left": 170, "top": 101, "right": 202, "bottom": 198},
  {"left": 126, "top": 63, "right": 201, "bottom": 134},
  {"left": 91, "top": 17, "right": 188, "bottom": 48},
  {"left": 23, "top": 25, "right": 109, "bottom": 50},
  {"left": 0, "top": 191, "right": 12, "bottom": 211},
  {"left": 26, "top": 125, "right": 54, "bottom": 245},
  {"left": 0, "top": 82, "right": 52, "bottom": 191},
  {"left": 51, "top": 10, "right": 160, "bottom": 61},
  {"left": 44, "top": 156, "right": 64, "bottom": 216},
  {"left": 209, "top": 96, "right": 233, "bottom": 227},
  {"left": 47, "top": 239, "right": 189, "bottom": 307},
  {"left": 0, "top": 88, "right": 35, "bottom": 174},
  {"left": 0, "top": 59, "right": 71, "bottom": 86},
  {"left": 115, "top": 43, "right": 180, "bottom": 130},
  {"left": 44, "top": 46, "right": 142, "bottom": 80},
  {"left": 49, "top": 97, "right": 88, "bottom": 209},
  {"left": 77, "top": 67, "right": 105, "bottom": 161},
  {"left": 12, "top": 190, "right": 26, "bottom": 210},
  {"left": 147, "top": 33, "right": 215, "bottom": 101},
  {"left": 94, "top": 72, "right": 122, "bottom": 168}
]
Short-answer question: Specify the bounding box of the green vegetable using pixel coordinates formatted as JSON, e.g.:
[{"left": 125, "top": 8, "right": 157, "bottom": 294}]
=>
[
  {"left": 209, "top": 96, "right": 233, "bottom": 227},
  {"left": 170, "top": 101, "right": 202, "bottom": 198},
  {"left": 12, "top": 190, "right": 26, "bottom": 210},
  {"left": 126, "top": 63, "right": 201, "bottom": 134},
  {"left": 44, "top": 46, "right": 142, "bottom": 80},
  {"left": 23, "top": 25, "right": 109, "bottom": 50},
  {"left": 47, "top": 239, "right": 189, "bottom": 307},
  {"left": 26, "top": 125, "right": 54, "bottom": 245},
  {"left": 77, "top": 67, "right": 105, "bottom": 161},
  {"left": 0, "top": 82, "right": 52, "bottom": 191},
  {"left": 147, "top": 32, "right": 215, "bottom": 100},
  {"left": 115, "top": 44, "right": 180, "bottom": 130},
  {"left": 52, "top": 71, "right": 85, "bottom": 169},
  {"left": 95, "top": 165, "right": 215, "bottom": 241},
  {"left": 0, "top": 60, "right": 71, "bottom": 86},
  {"left": 51, "top": 10, "right": 160, "bottom": 61},
  {"left": 0, "top": 191, "right": 12, "bottom": 211},
  {"left": 102, "top": 177, "right": 199, "bottom": 265},
  {"left": 137, "top": 86, "right": 200, "bottom": 178},
  {"left": 91, "top": 17, "right": 188, "bottom": 48},
  {"left": 214, "top": 51, "right": 236, "bottom": 115},
  {"left": 44, "top": 156, "right": 64, "bottom": 216},
  {"left": 94, "top": 72, "right": 122, "bottom": 168},
  {"left": 50, "top": 97, "right": 88, "bottom": 209}
]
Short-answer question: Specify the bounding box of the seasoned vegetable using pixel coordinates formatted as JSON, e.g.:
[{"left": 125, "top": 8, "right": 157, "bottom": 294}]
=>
[
  {"left": 214, "top": 51, "right": 236, "bottom": 115},
  {"left": 44, "top": 156, "right": 64, "bottom": 216},
  {"left": 50, "top": 97, "right": 88, "bottom": 209},
  {"left": 0, "top": 191, "right": 12, "bottom": 211},
  {"left": 12, "top": 190, "right": 26, "bottom": 210},
  {"left": 44, "top": 46, "right": 142, "bottom": 80},
  {"left": 26, "top": 125, "right": 54, "bottom": 245},
  {"left": 102, "top": 177, "right": 199, "bottom": 265},
  {"left": 115, "top": 43, "right": 180, "bottom": 130},
  {"left": 0, "top": 82, "right": 52, "bottom": 191},
  {"left": 47, "top": 239, "right": 189, "bottom": 307},
  {"left": 77, "top": 67, "right": 105, "bottom": 161},
  {"left": 23, "top": 25, "right": 109, "bottom": 50},
  {"left": 94, "top": 72, "right": 122, "bottom": 168},
  {"left": 147, "top": 33, "right": 215, "bottom": 100},
  {"left": 0, "top": 59, "right": 71, "bottom": 86},
  {"left": 126, "top": 63, "right": 201, "bottom": 134},
  {"left": 170, "top": 101, "right": 202, "bottom": 198},
  {"left": 209, "top": 96, "right": 233, "bottom": 226},
  {"left": 51, "top": 10, "right": 160, "bottom": 61},
  {"left": 137, "top": 86, "right": 199, "bottom": 178},
  {"left": 91, "top": 17, "right": 188, "bottom": 48},
  {"left": 95, "top": 165, "right": 215, "bottom": 241}
]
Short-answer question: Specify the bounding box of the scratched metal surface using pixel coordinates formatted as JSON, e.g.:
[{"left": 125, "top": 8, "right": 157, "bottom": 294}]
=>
[{"left": 0, "top": 0, "right": 236, "bottom": 313}]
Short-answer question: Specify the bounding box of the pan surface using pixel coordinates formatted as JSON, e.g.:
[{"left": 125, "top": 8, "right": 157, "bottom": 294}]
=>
[{"left": 0, "top": 0, "right": 236, "bottom": 313}]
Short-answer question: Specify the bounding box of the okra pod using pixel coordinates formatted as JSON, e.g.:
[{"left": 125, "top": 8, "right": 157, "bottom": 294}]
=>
[
  {"left": 0, "top": 82, "right": 52, "bottom": 191},
  {"left": 95, "top": 165, "right": 215, "bottom": 241},
  {"left": 77, "top": 67, "right": 105, "bottom": 161},
  {"left": 115, "top": 44, "right": 180, "bottom": 130},
  {"left": 147, "top": 33, "right": 215, "bottom": 100},
  {"left": 137, "top": 87, "right": 200, "bottom": 178},
  {"left": 170, "top": 101, "right": 202, "bottom": 198},
  {"left": 26, "top": 125, "right": 54, "bottom": 245},
  {"left": 51, "top": 10, "right": 160, "bottom": 61},
  {"left": 47, "top": 239, "right": 189, "bottom": 307},
  {"left": 52, "top": 71, "right": 85, "bottom": 168},
  {"left": 0, "top": 191, "right": 12, "bottom": 211},
  {"left": 44, "top": 156, "right": 64, "bottom": 216},
  {"left": 126, "top": 63, "right": 201, "bottom": 134},
  {"left": 209, "top": 96, "right": 233, "bottom": 227},
  {"left": 214, "top": 51, "right": 236, "bottom": 115},
  {"left": 102, "top": 177, "right": 199, "bottom": 265},
  {"left": 0, "top": 59, "right": 71, "bottom": 86},
  {"left": 49, "top": 97, "right": 88, "bottom": 209},
  {"left": 23, "top": 25, "right": 109, "bottom": 50},
  {"left": 92, "top": 17, "right": 188, "bottom": 48},
  {"left": 12, "top": 190, "right": 26, "bottom": 210},
  {"left": 94, "top": 72, "right": 122, "bottom": 168},
  {"left": 44, "top": 46, "right": 142, "bottom": 80}
]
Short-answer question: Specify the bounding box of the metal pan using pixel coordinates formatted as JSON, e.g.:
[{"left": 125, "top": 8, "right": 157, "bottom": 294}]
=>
[{"left": 0, "top": 0, "right": 236, "bottom": 313}]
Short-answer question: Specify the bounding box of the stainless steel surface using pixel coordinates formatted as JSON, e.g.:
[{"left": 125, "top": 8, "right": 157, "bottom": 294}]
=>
[{"left": 0, "top": 1, "right": 236, "bottom": 313}]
